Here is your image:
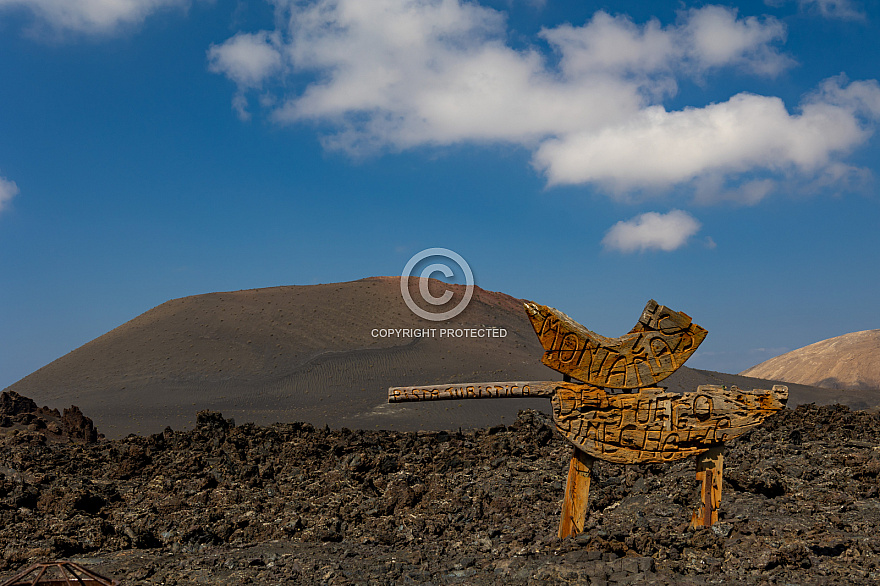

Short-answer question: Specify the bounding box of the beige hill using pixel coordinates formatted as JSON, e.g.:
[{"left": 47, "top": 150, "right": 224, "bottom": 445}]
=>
[
  {"left": 6, "top": 278, "right": 870, "bottom": 438},
  {"left": 741, "top": 329, "right": 880, "bottom": 391}
]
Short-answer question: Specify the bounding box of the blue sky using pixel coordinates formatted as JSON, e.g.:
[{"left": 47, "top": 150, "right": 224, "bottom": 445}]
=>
[{"left": 1, "top": 0, "right": 878, "bottom": 389}]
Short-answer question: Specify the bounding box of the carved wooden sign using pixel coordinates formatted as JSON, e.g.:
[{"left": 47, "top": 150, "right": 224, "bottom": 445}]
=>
[
  {"left": 551, "top": 382, "right": 788, "bottom": 464},
  {"left": 389, "top": 299, "right": 787, "bottom": 537},
  {"left": 389, "top": 381, "right": 554, "bottom": 402},
  {"left": 525, "top": 300, "right": 707, "bottom": 388}
]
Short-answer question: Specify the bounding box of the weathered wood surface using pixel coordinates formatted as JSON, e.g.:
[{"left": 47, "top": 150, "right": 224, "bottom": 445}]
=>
[
  {"left": 690, "top": 445, "right": 724, "bottom": 528},
  {"left": 524, "top": 300, "right": 708, "bottom": 389},
  {"left": 551, "top": 383, "right": 788, "bottom": 464},
  {"left": 558, "top": 448, "right": 595, "bottom": 538},
  {"left": 388, "top": 381, "right": 556, "bottom": 403}
]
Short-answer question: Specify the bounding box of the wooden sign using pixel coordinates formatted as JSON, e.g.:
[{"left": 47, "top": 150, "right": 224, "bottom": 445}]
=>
[
  {"left": 388, "top": 299, "right": 787, "bottom": 537},
  {"left": 389, "top": 381, "right": 554, "bottom": 402},
  {"left": 525, "top": 300, "right": 707, "bottom": 388},
  {"left": 551, "top": 382, "right": 788, "bottom": 464}
]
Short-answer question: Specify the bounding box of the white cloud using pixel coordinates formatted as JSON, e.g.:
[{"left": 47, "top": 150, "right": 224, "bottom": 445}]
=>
[
  {"left": 208, "top": 1, "right": 880, "bottom": 202},
  {"left": 683, "top": 6, "right": 792, "bottom": 74},
  {"left": 0, "top": 175, "right": 19, "bottom": 215},
  {"left": 211, "top": 2, "right": 793, "bottom": 148},
  {"left": 0, "top": 0, "right": 190, "bottom": 35},
  {"left": 271, "top": 0, "right": 605, "bottom": 148},
  {"left": 541, "top": 6, "right": 791, "bottom": 81},
  {"left": 208, "top": 31, "right": 284, "bottom": 120},
  {"left": 208, "top": 31, "right": 282, "bottom": 89},
  {"left": 534, "top": 76, "right": 880, "bottom": 192},
  {"left": 602, "top": 210, "right": 701, "bottom": 253},
  {"left": 764, "top": 0, "right": 866, "bottom": 20},
  {"left": 692, "top": 176, "right": 778, "bottom": 206},
  {"left": 796, "top": 0, "right": 865, "bottom": 20}
]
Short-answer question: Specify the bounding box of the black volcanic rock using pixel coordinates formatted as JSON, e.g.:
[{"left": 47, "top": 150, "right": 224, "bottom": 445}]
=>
[
  {"left": 0, "top": 405, "right": 878, "bottom": 584},
  {"left": 61, "top": 405, "right": 99, "bottom": 442},
  {"left": 0, "top": 390, "right": 100, "bottom": 443},
  {"left": 0, "top": 391, "right": 37, "bottom": 417}
]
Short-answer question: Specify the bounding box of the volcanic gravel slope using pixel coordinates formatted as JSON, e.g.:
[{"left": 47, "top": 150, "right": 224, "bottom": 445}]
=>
[{"left": 1, "top": 403, "right": 879, "bottom": 585}]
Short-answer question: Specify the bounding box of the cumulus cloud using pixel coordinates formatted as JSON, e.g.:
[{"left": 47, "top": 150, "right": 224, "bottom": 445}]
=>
[
  {"left": 208, "top": 1, "right": 880, "bottom": 202},
  {"left": 682, "top": 5, "right": 792, "bottom": 74},
  {"left": 208, "top": 32, "right": 282, "bottom": 88},
  {"left": 0, "top": 0, "right": 191, "bottom": 35},
  {"left": 535, "top": 76, "right": 880, "bottom": 191},
  {"left": 208, "top": 31, "right": 284, "bottom": 120},
  {"left": 602, "top": 210, "right": 701, "bottom": 253},
  {"left": 0, "top": 175, "right": 19, "bottom": 215},
  {"left": 540, "top": 6, "right": 792, "bottom": 81}
]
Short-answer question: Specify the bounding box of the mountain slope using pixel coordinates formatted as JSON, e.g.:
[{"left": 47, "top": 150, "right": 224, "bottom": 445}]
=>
[
  {"left": 741, "top": 329, "right": 880, "bottom": 391},
  {"left": 5, "top": 278, "right": 557, "bottom": 437}
]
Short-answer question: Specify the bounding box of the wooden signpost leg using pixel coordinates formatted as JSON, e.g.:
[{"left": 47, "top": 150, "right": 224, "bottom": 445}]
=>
[
  {"left": 558, "top": 448, "right": 595, "bottom": 538},
  {"left": 690, "top": 444, "right": 724, "bottom": 528}
]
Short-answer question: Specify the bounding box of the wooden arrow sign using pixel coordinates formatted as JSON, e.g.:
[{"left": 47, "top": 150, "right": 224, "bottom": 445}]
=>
[{"left": 549, "top": 382, "right": 788, "bottom": 464}]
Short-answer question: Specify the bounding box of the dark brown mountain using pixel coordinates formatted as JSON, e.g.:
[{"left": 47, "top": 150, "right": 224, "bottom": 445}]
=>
[{"left": 5, "top": 278, "right": 872, "bottom": 438}]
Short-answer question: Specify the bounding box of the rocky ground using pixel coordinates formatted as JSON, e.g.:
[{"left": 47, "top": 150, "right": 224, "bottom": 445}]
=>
[{"left": 0, "top": 394, "right": 879, "bottom": 585}]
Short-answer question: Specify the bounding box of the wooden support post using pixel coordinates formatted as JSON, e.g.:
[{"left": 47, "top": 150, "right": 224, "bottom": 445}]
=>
[
  {"left": 690, "top": 444, "right": 724, "bottom": 528},
  {"left": 558, "top": 448, "right": 594, "bottom": 538}
]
